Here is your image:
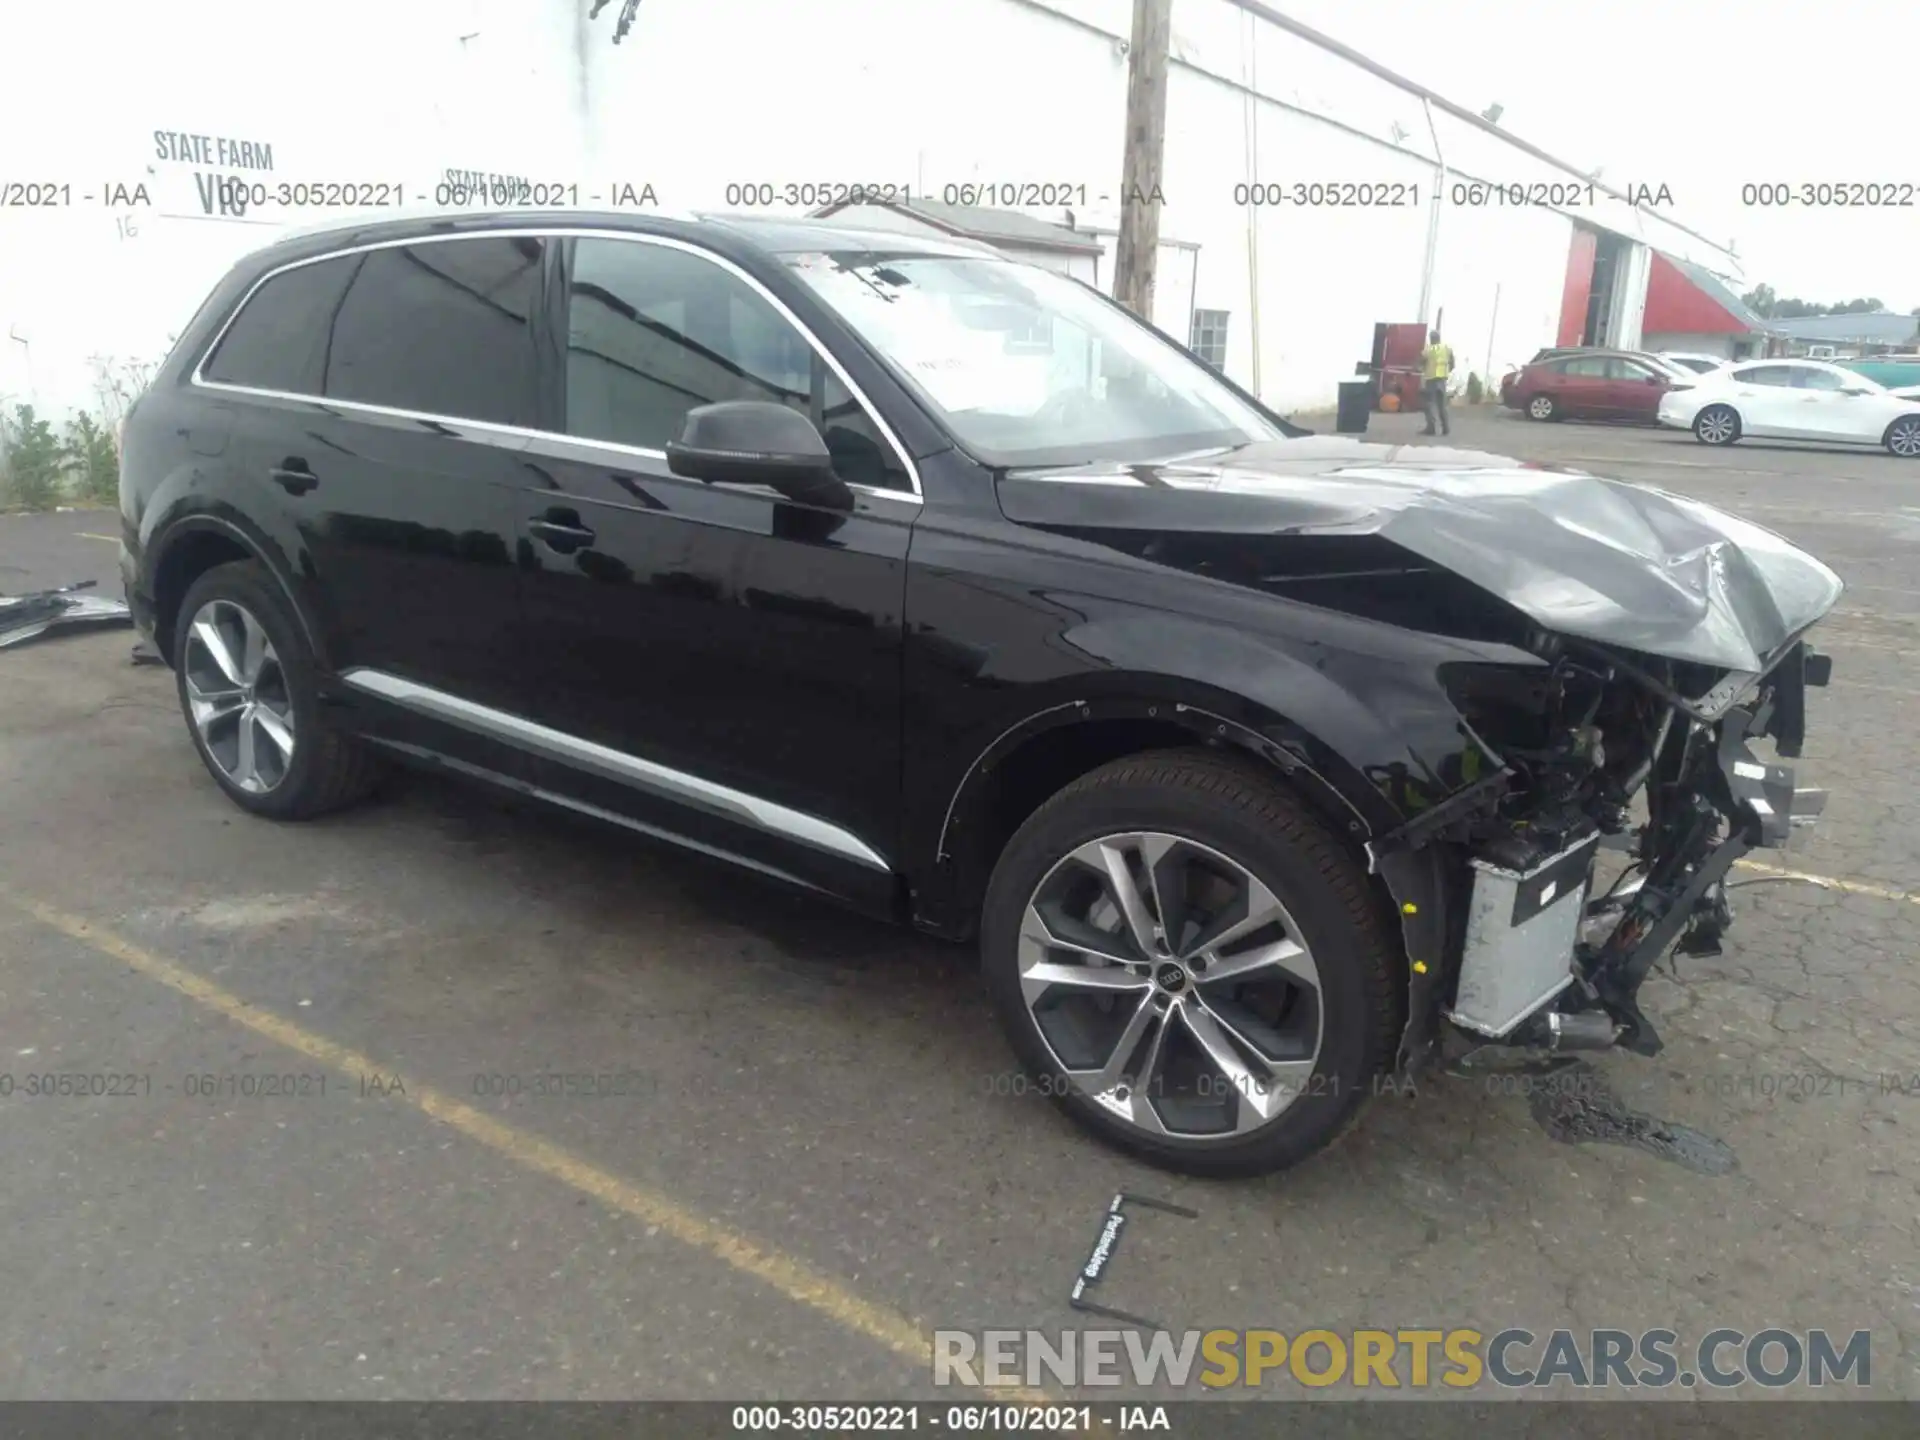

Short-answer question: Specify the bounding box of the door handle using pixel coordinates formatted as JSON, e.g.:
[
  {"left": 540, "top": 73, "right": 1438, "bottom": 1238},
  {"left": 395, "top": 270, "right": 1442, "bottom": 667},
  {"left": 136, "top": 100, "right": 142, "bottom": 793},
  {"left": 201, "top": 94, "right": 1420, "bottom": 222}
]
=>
[
  {"left": 268, "top": 462, "right": 317, "bottom": 495},
  {"left": 528, "top": 510, "right": 596, "bottom": 554}
]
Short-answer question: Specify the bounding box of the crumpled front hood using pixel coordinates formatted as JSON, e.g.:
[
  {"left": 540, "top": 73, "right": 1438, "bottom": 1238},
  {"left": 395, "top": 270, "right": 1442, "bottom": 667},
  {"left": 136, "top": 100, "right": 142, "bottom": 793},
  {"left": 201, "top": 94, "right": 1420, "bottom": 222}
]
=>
[{"left": 997, "top": 436, "right": 1845, "bottom": 672}]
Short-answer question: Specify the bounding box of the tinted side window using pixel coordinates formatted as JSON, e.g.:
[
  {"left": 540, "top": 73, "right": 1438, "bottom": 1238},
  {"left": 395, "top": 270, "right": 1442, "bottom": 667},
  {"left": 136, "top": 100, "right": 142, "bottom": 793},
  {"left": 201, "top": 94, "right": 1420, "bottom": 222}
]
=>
[
  {"left": 1734, "top": 365, "right": 1793, "bottom": 387},
  {"left": 1792, "top": 367, "right": 1848, "bottom": 390},
  {"left": 564, "top": 238, "right": 909, "bottom": 491},
  {"left": 1561, "top": 357, "right": 1608, "bottom": 377},
  {"left": 323, "top": 237, "right": 543, "bottom": 426},
  {"left": 819, "top": 367, "right": 910, "bottom": 492},
  {"left": 1608, "top": 358, "right": 1656, "bottom": 380},
  {"left": 201, "top": 257, "right": 357, "bottom": 394}
]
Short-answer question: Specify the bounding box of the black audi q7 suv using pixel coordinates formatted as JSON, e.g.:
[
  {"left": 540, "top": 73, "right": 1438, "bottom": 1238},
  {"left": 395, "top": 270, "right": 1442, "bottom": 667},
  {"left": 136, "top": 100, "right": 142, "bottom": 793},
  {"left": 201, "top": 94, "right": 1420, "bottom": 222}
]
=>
[{"left": 119, "top": 209, "right": 1839, "bottom": 1177}]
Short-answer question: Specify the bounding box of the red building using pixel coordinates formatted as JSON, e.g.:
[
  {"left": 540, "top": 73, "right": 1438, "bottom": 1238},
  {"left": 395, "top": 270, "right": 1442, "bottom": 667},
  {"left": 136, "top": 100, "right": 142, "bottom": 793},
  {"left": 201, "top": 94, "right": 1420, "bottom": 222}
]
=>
[{"left": 1638, "top": 251, "right": 1775, "bottom": 361}]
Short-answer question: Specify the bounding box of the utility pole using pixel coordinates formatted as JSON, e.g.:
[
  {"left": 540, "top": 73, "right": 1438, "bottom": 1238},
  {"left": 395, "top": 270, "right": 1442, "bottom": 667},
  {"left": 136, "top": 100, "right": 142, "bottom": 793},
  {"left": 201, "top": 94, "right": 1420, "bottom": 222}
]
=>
[{"left": 1114, "top": 0, "right": 1173, "bottom": 321}]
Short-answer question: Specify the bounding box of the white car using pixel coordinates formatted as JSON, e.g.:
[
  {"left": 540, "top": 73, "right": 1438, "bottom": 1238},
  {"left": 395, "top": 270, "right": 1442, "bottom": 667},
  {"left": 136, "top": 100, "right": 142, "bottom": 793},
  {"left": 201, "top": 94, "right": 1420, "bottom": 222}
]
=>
[
  {"left": 1657, "top": 351, "right": 1727, "bottom": 375},
  {"left": 1656, "top": 358, "right": 1920, "bottom": 457}
]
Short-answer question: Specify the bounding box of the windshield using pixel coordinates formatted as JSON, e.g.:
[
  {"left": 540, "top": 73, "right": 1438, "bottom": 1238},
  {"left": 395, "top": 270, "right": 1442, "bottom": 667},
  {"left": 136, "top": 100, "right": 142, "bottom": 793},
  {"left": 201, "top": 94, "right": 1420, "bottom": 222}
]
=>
[{"left": 780, "top": 251, "right": 1287, "bottom": 466}]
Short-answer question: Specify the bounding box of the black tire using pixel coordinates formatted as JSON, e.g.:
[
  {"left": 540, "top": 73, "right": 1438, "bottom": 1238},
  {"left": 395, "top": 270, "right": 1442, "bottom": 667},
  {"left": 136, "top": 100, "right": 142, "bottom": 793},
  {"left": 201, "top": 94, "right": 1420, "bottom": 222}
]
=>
[
  {"left": 1693, "top": 404, "right": 1741, "bottom": 446},
  {"left": 1884, "top": 414, "right": 1920, "bottom": 459},
  {"left": 980, "top": 748, "right": 1403, "bottom": 1178},
  {"left": 171, "top": 560, "right": 384, "bottom": 819},
  {"left": 1524, "top": 394, "right": 1558, "bottom": 422}
]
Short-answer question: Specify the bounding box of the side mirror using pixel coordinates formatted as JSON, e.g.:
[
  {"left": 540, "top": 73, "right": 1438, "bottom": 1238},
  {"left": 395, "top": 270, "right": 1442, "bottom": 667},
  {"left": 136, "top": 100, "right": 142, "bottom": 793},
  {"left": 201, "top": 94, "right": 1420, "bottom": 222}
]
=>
[
  {"left": 1842, "top": 387, "right": 1871, "bottom": 397},
  {"left": 666, "top": 401, "right": 852, "bottom": 508},
  {"left": 1647, "top": 375, "right": 1664, "bottom": 384}
]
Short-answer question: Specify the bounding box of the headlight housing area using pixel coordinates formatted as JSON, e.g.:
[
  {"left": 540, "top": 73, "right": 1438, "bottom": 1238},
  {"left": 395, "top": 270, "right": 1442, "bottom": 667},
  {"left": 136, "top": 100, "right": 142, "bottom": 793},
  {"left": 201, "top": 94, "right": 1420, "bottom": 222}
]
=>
[{"left": 1437, "top": 660, "right": 1562, "bottom": 757}]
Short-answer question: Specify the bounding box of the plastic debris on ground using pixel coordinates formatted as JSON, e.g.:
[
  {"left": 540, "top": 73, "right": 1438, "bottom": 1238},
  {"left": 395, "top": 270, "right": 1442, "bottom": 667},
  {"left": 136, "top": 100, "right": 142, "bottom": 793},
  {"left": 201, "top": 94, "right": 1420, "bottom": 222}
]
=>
[{"left": 0, "top": 580, "right": 134, "bottom": 650}]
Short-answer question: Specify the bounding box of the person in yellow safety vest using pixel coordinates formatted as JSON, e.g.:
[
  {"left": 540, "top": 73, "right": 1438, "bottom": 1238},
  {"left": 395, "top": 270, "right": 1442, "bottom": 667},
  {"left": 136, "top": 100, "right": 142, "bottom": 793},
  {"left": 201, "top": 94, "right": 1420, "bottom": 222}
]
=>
[{"left": 1420, "top": 329, "right": 1455, "bottom": 437}]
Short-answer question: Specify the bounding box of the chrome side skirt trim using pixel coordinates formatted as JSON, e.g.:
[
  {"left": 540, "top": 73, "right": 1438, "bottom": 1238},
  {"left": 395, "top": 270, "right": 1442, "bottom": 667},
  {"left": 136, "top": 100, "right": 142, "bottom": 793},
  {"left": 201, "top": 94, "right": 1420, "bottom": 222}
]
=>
[
  {"left": 364, "top": 738, "right": 824, "bottom": 894},
  {"left": 342, "top": 669, "right": 891, "bottom": 873}
]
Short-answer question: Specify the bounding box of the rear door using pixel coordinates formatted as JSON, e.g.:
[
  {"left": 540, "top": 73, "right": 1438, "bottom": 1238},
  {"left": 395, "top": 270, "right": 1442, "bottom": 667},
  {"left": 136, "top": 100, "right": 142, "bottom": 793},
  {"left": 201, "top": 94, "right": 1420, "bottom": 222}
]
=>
[
  {"left": 195, "top": 234, "right": 540, "bottom": 755},
  {"left": 506, "top": 232, "right": 917, "bottom": 908},
  {"left": 1555, "top": 355, "right": 1613, "bottom": 416},
  {"left": 1721, "top": 364, "right": 1799, "bottom": 437}
]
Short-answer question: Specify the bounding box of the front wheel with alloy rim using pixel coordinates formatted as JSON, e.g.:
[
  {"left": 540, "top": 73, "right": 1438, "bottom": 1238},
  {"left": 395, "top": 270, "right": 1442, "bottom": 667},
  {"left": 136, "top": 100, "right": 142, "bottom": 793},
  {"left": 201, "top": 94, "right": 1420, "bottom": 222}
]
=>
[
  {"left": 1886, "top": 415, "right": 1920, "bottom": 458},
  {"left": 1526, "top": 395, "right": 1558, "bottom": 421},
  {"left": 172, "top": 560, "right": 384, "bottom": 819},
  {"left": 980, "top": 750, "right": 1402, "bottom": 1177},
  {"left": 1693, "top": 404, "right": 1740, "bottom": 445}
]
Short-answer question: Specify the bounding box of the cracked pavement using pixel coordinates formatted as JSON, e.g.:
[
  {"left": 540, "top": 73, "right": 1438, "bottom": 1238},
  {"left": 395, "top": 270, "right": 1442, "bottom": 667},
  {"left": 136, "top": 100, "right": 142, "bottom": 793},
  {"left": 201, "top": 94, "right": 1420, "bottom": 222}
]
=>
[{"left": 0, "top": 407, "right": 1915, "bottom": 1403}]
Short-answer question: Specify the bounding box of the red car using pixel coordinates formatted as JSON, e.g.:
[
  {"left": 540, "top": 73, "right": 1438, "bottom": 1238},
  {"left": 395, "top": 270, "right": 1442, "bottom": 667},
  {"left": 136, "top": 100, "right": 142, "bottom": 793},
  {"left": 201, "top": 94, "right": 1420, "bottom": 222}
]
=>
[{"left": 1500, "top": 350, "right": 1688, "bottom": 423}]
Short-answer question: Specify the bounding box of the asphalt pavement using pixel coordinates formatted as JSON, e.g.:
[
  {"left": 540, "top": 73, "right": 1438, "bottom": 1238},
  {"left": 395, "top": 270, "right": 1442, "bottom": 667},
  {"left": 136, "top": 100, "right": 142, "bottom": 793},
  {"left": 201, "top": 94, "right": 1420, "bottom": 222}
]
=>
[{"left": 2, "top": 409, "right": 1917, "bottom": 1407}]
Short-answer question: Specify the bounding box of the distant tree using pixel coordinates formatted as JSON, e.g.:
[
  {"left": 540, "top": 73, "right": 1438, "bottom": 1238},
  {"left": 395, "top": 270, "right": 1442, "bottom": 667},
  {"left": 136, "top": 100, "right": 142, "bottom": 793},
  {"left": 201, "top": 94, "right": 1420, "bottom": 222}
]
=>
[
  {"left": 0, "top": 403, "right": 67, "bottom": 511},
  {"left": 62, "top": 412, "right": 118, "bottom": 505},
  {"left": 1741, "top": 285, "right": 1891, "bottom": 319},
  {"left": 589, "top": 0, "right": 642, "bottom": 43}
]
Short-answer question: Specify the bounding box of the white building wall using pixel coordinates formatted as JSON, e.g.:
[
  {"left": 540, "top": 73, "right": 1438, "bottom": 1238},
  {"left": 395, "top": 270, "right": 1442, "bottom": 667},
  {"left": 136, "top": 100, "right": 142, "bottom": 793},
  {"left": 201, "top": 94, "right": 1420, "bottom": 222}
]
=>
[
  {"left": 577, "top": 0, "right": 1742, "bottom": 410},
  {"left": 1607, "top": 242, "right": 1654, "bottom": 352},
  {"left": 3, "top": 0, "right": 1744, "bottom": 420},
  {"left": 0, "top": 0, "right": 588, "bottom": 417}
]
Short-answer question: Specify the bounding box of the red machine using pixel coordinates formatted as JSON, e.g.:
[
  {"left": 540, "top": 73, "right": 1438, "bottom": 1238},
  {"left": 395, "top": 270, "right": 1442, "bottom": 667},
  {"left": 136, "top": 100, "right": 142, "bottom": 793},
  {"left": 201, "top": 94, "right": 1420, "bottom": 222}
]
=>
[{"left": 1360, "top": 322, "right": 1428, "bottom": 412}]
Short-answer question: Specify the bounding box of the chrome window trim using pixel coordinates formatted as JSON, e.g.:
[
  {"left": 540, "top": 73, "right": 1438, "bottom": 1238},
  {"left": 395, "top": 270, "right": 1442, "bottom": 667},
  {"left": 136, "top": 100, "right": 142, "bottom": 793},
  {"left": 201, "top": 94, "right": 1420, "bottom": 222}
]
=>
[
  {"left": 341, "top": 668, "right": 892, "bottom": 873},
  {"left": 188, "top": 225, "right": 924, "bottom": 503}
]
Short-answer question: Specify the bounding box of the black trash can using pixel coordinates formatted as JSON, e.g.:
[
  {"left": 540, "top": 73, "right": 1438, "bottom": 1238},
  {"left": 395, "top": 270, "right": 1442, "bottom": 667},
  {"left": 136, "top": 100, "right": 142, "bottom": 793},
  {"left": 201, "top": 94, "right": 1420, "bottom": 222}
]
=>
[{"left": 1336, "top": 380, "right": 1373, "bottom": 435}]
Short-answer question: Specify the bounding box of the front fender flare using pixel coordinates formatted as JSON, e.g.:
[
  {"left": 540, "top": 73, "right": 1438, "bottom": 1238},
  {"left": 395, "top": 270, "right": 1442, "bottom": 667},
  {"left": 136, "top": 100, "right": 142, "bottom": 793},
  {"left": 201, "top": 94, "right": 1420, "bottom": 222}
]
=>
[{"left": 934, "top": 689, "right": 1384, "bottom": 869}]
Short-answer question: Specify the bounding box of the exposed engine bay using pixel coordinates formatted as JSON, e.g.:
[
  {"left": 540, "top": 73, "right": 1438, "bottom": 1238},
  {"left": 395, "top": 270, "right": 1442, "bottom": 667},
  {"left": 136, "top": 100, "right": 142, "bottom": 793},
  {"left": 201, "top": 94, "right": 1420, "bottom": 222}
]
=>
[
  {"left": 994, "top": 441, "right": 1846, "bottom": 1075},
  {"left": 1399, "top": 630, "right": 1832, "bottom": 1063}
]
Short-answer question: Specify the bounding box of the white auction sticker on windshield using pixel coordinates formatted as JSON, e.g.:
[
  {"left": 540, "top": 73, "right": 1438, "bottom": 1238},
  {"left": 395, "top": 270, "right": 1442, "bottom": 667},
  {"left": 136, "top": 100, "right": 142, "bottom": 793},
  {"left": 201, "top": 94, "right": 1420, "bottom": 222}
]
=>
[{"left": 906, "top": 345, "right": 1049, "bottom": 415}]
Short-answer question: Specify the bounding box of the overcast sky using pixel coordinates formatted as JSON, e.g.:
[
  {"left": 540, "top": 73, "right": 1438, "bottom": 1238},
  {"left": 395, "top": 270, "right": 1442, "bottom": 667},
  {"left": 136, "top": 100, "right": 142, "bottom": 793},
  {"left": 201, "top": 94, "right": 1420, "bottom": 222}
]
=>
[{"left": 1272, "top": 0, "right": 1918, "bottom": 311}]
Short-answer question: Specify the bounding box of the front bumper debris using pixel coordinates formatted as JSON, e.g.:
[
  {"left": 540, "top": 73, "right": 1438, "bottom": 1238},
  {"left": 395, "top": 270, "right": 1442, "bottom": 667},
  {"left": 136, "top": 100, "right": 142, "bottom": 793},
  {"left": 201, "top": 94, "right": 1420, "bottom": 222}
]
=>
[{"left": 0, "top": 580, "right": 133, "bottom": 651}]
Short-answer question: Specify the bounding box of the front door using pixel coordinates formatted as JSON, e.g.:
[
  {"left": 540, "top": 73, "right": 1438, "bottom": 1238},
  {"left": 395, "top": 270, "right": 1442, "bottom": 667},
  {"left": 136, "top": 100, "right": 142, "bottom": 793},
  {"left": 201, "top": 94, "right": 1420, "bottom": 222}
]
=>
[
  {"left": 510, "top": 234, "right": 917, "bottom": 909},
  {"left": 1605, "top": 355, "right": 1669, "bottom": 421},
  {"left": 1785, "top": 364, "right": 1884, "bottom": 443}
]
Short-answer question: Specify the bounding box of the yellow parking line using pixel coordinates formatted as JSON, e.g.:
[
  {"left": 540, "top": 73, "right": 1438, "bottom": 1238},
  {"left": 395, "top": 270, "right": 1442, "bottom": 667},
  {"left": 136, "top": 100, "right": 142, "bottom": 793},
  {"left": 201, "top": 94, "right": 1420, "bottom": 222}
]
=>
[
  {"left": 2, "top": 892, "right": 1051, "bottom": 1400},
  {"left": 1733, "top": 860, "right": 1920, "bottom": 906}
]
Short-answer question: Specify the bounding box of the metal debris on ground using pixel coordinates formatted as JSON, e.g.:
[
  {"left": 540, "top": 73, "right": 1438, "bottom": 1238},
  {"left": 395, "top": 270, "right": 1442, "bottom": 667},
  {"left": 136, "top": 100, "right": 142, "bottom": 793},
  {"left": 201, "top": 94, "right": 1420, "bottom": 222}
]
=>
[
  {"left": 1067, "top": 1191, "right": 1199, "bottom": 1329},
  {"left": 0, "top": 579, "right": 133, "bottom": 650}
]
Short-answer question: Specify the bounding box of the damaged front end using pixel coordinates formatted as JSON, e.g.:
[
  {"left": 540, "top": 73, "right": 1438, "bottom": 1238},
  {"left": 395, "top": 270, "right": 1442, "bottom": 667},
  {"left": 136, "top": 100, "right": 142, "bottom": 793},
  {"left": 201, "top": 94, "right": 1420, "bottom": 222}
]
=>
[{"left": 1377, "top": 630, "right": 1833, "bottom": 1070}]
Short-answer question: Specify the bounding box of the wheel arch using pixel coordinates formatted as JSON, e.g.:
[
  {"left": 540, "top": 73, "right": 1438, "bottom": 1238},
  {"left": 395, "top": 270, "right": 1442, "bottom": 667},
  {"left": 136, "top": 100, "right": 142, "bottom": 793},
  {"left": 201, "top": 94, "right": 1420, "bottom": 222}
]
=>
[
  {"left": 915, "top": 686, "right": 1397, "bottom": 944},
  {"left": 148, "top": 513, "right": 320, "bottom": 669},
  {"left": 1694, "top": 400, "right": 1743, "bottom": 441},
  {"left": 1882, "top": 411, "right": 1920, "bottom": 455}
]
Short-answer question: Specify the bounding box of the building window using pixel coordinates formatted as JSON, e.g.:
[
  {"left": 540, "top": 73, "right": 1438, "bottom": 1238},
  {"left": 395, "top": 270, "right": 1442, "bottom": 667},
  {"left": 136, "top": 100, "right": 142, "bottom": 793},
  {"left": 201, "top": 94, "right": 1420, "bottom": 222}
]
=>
[{"left": 1189, "top": 309, "right": 1230, "bottom": 369}]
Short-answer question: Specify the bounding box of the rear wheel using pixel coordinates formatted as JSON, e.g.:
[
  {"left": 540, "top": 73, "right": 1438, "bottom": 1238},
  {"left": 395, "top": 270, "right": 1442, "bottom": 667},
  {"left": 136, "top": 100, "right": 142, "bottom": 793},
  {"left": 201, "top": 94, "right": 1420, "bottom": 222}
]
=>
[
  {"left": 1525, "top": 394, "right": 1558, "bottom": 421},
  {"left": 173, "top": 561, "right": 384, "bottom": 819},
  {"left": 980, "top": 750, "right": 1402, "bottom": 1178},
  {"left": 1694, "top": 404, "right": 1740, "bottom": 445},
  {"left": 1885, "top": 415, "right": 1920, "bottom": 458}
]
